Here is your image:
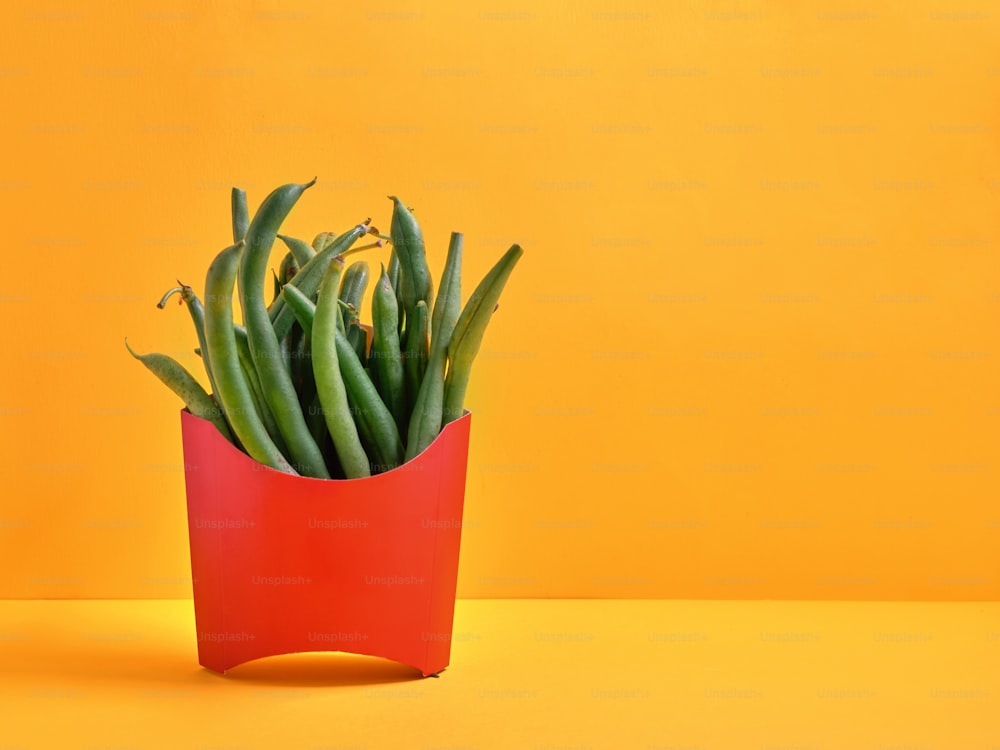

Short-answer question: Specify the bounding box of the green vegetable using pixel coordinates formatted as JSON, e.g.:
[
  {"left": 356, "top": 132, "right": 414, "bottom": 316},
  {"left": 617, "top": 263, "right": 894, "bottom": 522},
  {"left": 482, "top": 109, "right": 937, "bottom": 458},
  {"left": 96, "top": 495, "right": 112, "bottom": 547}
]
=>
[
  {"left": 202, "top": 240, "right": 296, "bottom": 473},
  {"left": 335, "top": 328, "right": 404, "bottom": 473},
  {"left": 157, "top": 283, "right": 220, "bottom": 409},
  {"left": 268, "top": 221, "right": 371, "bottom": 342},
  {"left": 388, "top": 196, "right": 432, "bottom": 322},
  {"left": 312, "top": 257, "right": 370, "bottom": 479},
  {"left": 131, "top": 183, "right": 524, "bottom": 477},
  {"left": 126, "top": 338, "right": 234, "bottom": 444},
  {"left": 231, "top": 187, "right": 249, "bottom": 243},
  {"left": 339, "top": 261, "right": 370, "bottom": 320},
  {"left": 406, "top": 232, "right": 463, "bottom": 460},
  {"left": 238, "top": 180, "right": 329, "bottom": 479},
  {"left": 234, "top": 324, "right": 288, "bottom": 457},
  {"left": 371, "top": 264, "right": 407, "bottom": 436},
  {"left": 443, "top": 244, "right": 524, "bottom": 424},
  {"left": 404, "top": 300, "right": 429, "bottom": 407},
  {"left": 277, "top": 234, "right": 316, "bottom": 266},
  {"left": 387, "top": 248, "right": 404, "bottom": 336}
]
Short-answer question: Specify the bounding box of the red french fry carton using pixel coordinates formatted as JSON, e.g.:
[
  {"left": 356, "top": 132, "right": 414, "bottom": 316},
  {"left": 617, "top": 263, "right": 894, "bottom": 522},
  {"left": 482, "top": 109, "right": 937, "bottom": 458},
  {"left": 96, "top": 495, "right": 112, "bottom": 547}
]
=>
[{"left": 179, "top": 409, "right": 472, "bottom": 677}]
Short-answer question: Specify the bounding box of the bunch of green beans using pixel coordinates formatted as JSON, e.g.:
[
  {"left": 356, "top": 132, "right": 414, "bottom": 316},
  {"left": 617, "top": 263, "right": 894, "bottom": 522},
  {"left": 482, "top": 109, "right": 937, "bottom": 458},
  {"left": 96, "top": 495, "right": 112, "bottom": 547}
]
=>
[{"left": 128, "top": 180, "right": 524, "bottom": 478}]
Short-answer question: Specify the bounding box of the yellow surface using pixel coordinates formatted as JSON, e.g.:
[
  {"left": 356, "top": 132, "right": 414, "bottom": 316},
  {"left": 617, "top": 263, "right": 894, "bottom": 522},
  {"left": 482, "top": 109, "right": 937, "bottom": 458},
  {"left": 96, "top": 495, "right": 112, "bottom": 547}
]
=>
[
  {"left": 1, "top": 2, "right": 999, "bottom": 599},
  {"left": 0, "top": 599, "right": 997, "bottom": 748}
]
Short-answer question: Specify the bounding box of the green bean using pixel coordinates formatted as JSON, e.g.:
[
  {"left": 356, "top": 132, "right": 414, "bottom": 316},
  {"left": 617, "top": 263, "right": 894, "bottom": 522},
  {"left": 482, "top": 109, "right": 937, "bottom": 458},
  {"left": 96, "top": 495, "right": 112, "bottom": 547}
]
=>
[
  {"left": 304, "top": 390, "right": 337, "bottom": 475},
  {"left": 238, "top": 179, "right": 329, "bottom": 479},
  {"left": 126, "top": 339, "right": 235, "bottom": 444},
  {"left": 347, "top": 321, "right": 367, "bottom": 365},
  {"left": 234, "top": 324, "right": 288, "bottom": 457},
  {"left": 335, "top": 327, "right": 404, "bottom": 473},
  {"left": 387, "top": 248, "right": 404, "bottom": 336},
  {"left": 388, "top": 196, "right": 432, "bottom": 322},
  {"left": 157, "top": 283, "right": 219, "bottom": 400},
  {"left": 371, "top": 264, "right": 407, "bottom": 436},
  {"left": 203, "top": 240, "right": 296, "bottom": 474},
  {"left": 443, "top": 244, "right": 523, "bottom": 424},
  {"left": 404, "top": 300, "right": 429, "bottom": 407},
  {"left": 268, "top": 221, "right": 371, "bottom": 342},
  {"left": 281, "top": 283, "right": 316, "bottom": 336},
  {"left": 338, "top": 261, "right": 370, "bottom": 321},
  {"left": 272, "top": 269, "right": 283, "bottom": 306},
  {"left": 312, "top": 257, "right": 371, "bottom": 479},
  {"left": 231, "top": 187, "right": 249, "bottom": 243},
  {"left": 312, "top": 231, "right": 337, "bottom": 253},
  {"left": 277, "top": 234, "right": 316, "bottom": 266},
  {"left": 406, "top": 232, "right": 463, "bottom": 460}
]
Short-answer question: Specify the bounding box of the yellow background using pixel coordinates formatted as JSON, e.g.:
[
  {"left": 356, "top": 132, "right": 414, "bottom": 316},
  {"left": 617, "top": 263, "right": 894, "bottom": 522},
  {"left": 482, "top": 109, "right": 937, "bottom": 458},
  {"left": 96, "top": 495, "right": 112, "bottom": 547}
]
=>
[{"left": 1, "top": 0, "right": 997, "bottom": 600}]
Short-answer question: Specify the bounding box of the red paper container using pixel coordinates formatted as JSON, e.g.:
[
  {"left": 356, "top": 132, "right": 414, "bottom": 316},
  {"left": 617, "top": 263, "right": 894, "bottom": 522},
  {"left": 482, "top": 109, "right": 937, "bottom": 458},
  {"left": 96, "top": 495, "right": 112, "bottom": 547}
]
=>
[{"left": 179, "top": 409, "right": 472, "bottom": 677}]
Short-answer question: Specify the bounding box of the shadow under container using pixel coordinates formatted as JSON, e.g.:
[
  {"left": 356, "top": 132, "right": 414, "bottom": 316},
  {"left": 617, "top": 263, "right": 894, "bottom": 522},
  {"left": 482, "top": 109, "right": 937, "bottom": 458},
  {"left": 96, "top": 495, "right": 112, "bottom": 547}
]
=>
[{"left": 179, "top": 409, "right": 472, "bottom": 677}]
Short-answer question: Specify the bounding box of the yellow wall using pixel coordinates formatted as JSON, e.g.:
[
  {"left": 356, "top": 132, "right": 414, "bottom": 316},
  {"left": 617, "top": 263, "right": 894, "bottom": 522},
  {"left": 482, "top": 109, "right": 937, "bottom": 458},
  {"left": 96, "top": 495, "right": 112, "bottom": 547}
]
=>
[{"left": 1, "top": 1, "right": 997, "bottom": 599}]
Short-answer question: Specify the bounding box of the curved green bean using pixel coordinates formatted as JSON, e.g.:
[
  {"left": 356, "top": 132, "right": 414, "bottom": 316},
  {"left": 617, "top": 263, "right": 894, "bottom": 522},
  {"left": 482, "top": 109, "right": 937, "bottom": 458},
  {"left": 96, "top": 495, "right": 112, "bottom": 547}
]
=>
[
  {"left": 406, "top": 232, "right": 463, "bottom": 460},
  {"left": 238, "top": 179, "right": 329, "bottom": 479},
  {"left": 443, "top": 244, "right": 524, "bottom": 424},
  {"left": 335, "top": 327, "right": 404, "bottom": 473},
  {"left": 234, "top": 324, "right": 288, "bottom": 458},
  {"left": 126, "top": 339, "right": 234, "bottom": 444},
  {"left": 203, "top": 240, "right": 296, "bottom": 474}
]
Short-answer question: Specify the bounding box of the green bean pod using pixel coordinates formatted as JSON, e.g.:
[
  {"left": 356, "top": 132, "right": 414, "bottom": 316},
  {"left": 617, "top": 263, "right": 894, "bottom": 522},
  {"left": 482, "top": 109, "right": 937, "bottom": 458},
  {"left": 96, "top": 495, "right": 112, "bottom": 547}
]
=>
[
  {"left": 268, "top": 221, "right": 371, "bottom": 342},
  {"left": 388, "top": 196, "right": 433, "bottom": 322},
  {"left": 338, "top": 261, "right": 370, "bottom": 320},
  {"left": 443, "top": 244, "right": 524, "bottom": 424},
  {"left": 304, "top": 390, "right": 337, "bottom": 474},
  {"left": 403, "top": 300, "right": 429, "bottom": 407},
  {"left": 126, "top": 339, "right": 235, "bottom": 444},
  {"left": 335, "top": 328, "right": 404, "bottom": 473},
  {"left": 387, "top": 248, "right": 404, "bottom": 336},
  {"left": 231, "top": 187, "right": 249, "bottom": 243},
  {"left": 371, "top": 265, "right": 408, "bottom": 436},
  {"left": 272, "top": 269, "right": 283, "bottom": 305},
  {"left": 234, "top": 324, "right": 288, "bottom": 457},
  {"left": 277, "top": 234, "right": 316, "bottom": 266},
  {"left": 157, "top": 284, "right": 220, "bottom": 403},
  {"left": 406, "top": 232, "right": 463, "bottom": 460},
  {"left": 202, "top": 240, "right": 296, "bottom": 473},
  {"left": 312, "top": 257, "right": 371, "bottom": 479},
  {"left": 238, "top": 179, "right": 329, "bottom": 479},
  {"left": 347, "top": 321, "right": 367, "bottom": 365},
  {"left": 281, "top": 283, "right": 316, "bottom": 336}
]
